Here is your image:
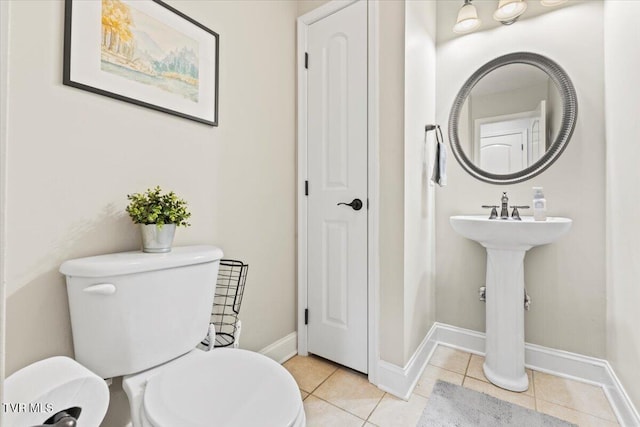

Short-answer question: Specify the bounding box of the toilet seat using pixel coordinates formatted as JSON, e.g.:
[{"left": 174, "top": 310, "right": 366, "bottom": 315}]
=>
[{"left": 141, "top": 349, "right": 304, "bottom": 427}]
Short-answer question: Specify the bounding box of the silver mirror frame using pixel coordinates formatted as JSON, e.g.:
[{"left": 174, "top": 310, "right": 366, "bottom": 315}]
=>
[{"left": 448, "top": 52, "right": 578, "bottom": 185}]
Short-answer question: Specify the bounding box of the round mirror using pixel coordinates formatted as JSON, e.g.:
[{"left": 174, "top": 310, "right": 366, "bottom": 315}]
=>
[{"left": 448, "top": 52, "right": 577, "bottom": 184}]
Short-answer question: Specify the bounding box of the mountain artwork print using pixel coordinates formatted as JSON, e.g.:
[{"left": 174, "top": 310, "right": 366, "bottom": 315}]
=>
[{"left": 100, "top": 0, "right": 200, "bottom": 102}]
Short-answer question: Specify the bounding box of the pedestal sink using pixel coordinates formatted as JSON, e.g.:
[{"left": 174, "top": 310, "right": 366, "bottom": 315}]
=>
[{"left": 450, "top": 215, "right": 572, "bottom": 392}]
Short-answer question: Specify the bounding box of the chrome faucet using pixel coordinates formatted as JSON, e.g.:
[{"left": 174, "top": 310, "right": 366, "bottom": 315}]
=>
[
  {"left": 500, "top": 192, "right": 509, "bottom": 219},
  {"left": 482, "top": 192, "right": 529, "bottom": 220}
]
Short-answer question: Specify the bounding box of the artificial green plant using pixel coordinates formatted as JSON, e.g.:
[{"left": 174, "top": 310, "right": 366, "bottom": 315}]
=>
[{"left": 126, "top": 186, "right": 191, "bottom": 227}]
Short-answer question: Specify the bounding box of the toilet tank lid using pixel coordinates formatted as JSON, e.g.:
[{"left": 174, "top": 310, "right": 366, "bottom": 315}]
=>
[{"left": 59, "top": 245, "right": 224, "bottom": 277}]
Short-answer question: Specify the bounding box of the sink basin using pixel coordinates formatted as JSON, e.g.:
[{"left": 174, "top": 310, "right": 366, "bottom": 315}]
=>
[
  {"left": 449, "top": 214, "right": 572, "bottom": 392},
  {"left": 450, "top": 215, "right": 572, "bottom": 250}
]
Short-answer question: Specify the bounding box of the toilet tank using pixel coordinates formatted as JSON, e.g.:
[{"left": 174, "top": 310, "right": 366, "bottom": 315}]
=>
[{"left": 60, "top": 245, "right": 223, "bottom": 379}]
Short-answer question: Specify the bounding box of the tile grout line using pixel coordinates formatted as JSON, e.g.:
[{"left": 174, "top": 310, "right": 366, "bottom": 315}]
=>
[
  {"left": 534, "top": 395, "right": 620, "bottom": 424},
  {"left": 307, "top": 391, "right": 369, "bottom": 423},
  {"left": 312, "top": 367, "right": 387, "bottom": 423},
  {"left": 532, "top": 371, "right": 619, "bottom": 423},
  {"left": 463, "top": 353, "right": 472, "bottom": 377},
  {"left": 539, "top": 401, "right": 621, "bottom": 425},
  {"left": 293, "top": 356, "right": 389, "bottom": 424},
  {"left": 307, "top": 364, "right": 340, "bottom": 395},
  {"left": 428, "top": 361, "right": 469, "bottom": 377},
  {"left": 364, "top": 391, "right": 387, "bottom": 424}
]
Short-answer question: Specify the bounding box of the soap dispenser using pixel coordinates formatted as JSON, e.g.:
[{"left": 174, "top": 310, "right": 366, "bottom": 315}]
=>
[{"left": 533, "top": 187, "right": 547, "bottom": 221}]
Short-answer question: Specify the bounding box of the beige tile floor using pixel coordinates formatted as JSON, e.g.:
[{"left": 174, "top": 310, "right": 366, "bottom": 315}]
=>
[{"left": 283, "top": 345, "right": 620, "bottom": 427}]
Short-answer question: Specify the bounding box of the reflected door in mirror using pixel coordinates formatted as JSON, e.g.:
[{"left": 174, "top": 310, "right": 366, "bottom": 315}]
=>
[{"left": 475, "top": 100, "right": 547, "bottom": 173}]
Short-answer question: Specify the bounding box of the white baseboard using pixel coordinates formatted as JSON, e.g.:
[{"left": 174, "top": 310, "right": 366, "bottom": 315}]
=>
[
  {"left": 376, "top": 322, "right": 639, "bottom": 426},
  {"left": 259, "top": 332, "right": 298, "bottom": 364},
  {"left": 377, "top": 323, "right": 439, "bottom": 400},
  {"left": 603, "top": 361, "right": 640, "bottom": 427}
]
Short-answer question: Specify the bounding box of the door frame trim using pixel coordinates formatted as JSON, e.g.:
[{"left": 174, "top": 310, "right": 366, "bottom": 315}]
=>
[
  {"left": 0, "top": 1, "right": 10, "bottom": 416},
  {"left": 296, "top": 0, "right": 380, "bottom": 384}
]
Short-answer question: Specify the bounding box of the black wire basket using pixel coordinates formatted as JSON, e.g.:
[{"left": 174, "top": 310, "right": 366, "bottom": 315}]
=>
[{"left": 205, "top": 259, "right": 248, "bottom": 348}]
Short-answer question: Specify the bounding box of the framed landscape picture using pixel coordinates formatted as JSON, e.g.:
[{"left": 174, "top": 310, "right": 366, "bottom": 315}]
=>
[{"left": 63, "top": 0, "right": 219, "bottom": 126}]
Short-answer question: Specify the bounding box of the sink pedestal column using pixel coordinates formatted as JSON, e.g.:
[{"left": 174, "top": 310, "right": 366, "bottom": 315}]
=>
[{"left": 483, "top": 248, "right": 529, "bottom": 392}]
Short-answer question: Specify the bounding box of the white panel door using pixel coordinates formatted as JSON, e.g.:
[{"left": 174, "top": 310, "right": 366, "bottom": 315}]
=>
[
  {"left": 480, "top": 128, "right": 527, "bottom": 174},
  {"left": 306, "top": 0, "right": 368, "bottom": 373}
]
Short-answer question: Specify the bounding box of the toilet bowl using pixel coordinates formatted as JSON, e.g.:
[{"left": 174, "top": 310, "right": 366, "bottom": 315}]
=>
[{"left": 60, "top": 245, "right": 305, "bottom": 427}]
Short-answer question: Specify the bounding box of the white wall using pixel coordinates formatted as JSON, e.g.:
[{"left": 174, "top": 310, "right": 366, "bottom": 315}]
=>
[
  {"left": 403, "top": 0, "right": 437, "bottom": 363},
  {"left": 378, "top": 0, "right": 439, "bottom": 367},
  {"left": 297, "top": 0, "right": 331, "bottom": 17},
  {"left": 4, "top": 1, "right": 298, "bottom": 425},
  {"left": 377, "top": 0, "right": 406, "bottom": 367},
  {"left": 470, "top": 81, "right": 549, "bottom": 126},
  {"left": 436, "top": 2, "right": 607, "bottom": 358},
  {"left": 604, "top": 0, "right": 640, "bottom": 411}
]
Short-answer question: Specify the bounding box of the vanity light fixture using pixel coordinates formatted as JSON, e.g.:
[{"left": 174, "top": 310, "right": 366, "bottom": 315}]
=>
[
  {"left": 494, "top": 0, "right": 528, "bottom": 25},
  {"left": 453, "top": 0, "right": 481, "bottom": 34},
  {"left": 541, "top": 0, "right": 567, "bottom": 6}
]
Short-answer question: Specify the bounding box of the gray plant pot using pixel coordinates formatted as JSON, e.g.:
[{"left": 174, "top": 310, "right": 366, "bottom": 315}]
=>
[{"left": 140, "top": 224, "right": 176, "bottom": 253}]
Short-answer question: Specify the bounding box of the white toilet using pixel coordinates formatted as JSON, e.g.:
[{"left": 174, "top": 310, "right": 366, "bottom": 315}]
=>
[
  {"left": 59, "top": 245, "right": 305, "bottom": 427},
  {"left": 4, "top": 356, "right": 110, "bottom": 427}
]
